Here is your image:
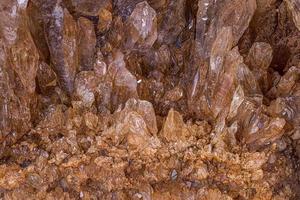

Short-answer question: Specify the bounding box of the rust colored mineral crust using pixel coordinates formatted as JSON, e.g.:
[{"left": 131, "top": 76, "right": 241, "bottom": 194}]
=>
[{"left": 0, "top": 0, "right": 300, "bottom": 199}]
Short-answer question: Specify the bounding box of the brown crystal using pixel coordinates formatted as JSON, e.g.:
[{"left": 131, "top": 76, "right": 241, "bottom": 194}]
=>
[
  {"left": 77, "top": 17, "right": 96, "bottom": 71},
  {"left": 286, "top": 0, "right": 300, "bottom": 31},
  {"left": 125, "top": 1, "right": 158, "bottom": 49},
  {"left": 0, "top": 0, "right": 300, "bottom": 199}
]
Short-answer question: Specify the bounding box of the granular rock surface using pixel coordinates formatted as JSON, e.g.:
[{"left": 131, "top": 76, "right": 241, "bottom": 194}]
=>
[{"left": 0, "top": 0, "right": 300, "bottom": 199}]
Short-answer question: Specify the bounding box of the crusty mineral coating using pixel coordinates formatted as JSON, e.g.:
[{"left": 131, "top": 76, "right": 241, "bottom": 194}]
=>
[{"left": 0, "top": 0, "right": 300, "bottom": 199}]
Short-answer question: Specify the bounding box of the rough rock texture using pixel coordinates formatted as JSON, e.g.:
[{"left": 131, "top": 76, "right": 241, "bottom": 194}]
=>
[
  {"left": 0, "top": 0, "right": 39, "bottom": 153},
  {"left": 0, "top": 0, "right": 300, "bottom": 199}
]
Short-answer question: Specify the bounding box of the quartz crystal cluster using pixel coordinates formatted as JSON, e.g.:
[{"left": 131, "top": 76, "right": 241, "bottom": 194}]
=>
[{"left": 0, "top": 0, "right": 300, "bottom": 199}]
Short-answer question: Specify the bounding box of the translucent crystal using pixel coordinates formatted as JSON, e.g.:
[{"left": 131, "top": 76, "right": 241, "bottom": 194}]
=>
[
  {"left": 67, "top": 0, "right": 111, "bottom": 16},
  {"left": 77, "top": 17, "right": 96, "bottom": 71},
  {"left": 1, "top": 0, "right": 300, "bottom": 198},
  {"left": 247, "top": 42, "right": 273, "bottom": 70},
  {"left": 161, "top": 108, "right": 189, "bottom": 142},
  {"left": 74, "top": 71, "right": 97, "bottom": 107},
  {"left": 107, "top": 51, "right": 138, "bottom": 110},
  {"left": 0, "top": 0, "right": 39, "bottom": 142},
  {"left": 286, "top": 0, "right": 300, "bottom": 31},
  {"left": 120, "top": 98, "right": 158, "bottom": 135},
  {"left": 195, "top": 0, "right": 256, "bottom": 58},
  {"left": 126, "top": 1, "right": 157, "bottom": 49}
]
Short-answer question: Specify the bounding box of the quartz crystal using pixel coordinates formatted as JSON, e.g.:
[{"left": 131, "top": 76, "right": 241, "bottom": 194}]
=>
[
  {"left": 0, "top": 0, "right": 300, "bottom": 199},
  {"left": 77, "top": 17, "right": 96, "bottom": 71},
  {"left": 125, "top": 1, "right": 157, "bottom": 49},
  {"left": 286, "top": 0, "right": 300, "bottom": 31},
  {"left": 0, "top": 0, "right": 39, "bottom": 150}
]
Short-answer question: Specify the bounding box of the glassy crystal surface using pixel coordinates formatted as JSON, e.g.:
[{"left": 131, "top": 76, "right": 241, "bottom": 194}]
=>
[{"left": 0, "top": 0, "right": 300, "bottom": 199}]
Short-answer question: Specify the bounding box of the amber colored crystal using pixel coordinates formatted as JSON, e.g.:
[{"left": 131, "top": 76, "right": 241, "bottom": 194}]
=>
[{"left": 0, "top": 0, "right": 300, "bottom": 199}]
